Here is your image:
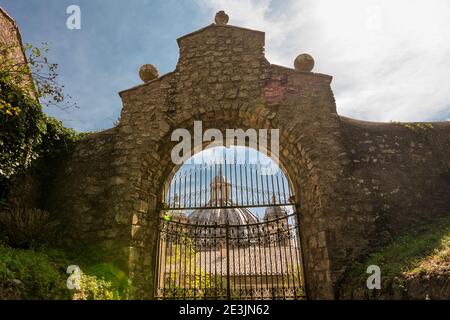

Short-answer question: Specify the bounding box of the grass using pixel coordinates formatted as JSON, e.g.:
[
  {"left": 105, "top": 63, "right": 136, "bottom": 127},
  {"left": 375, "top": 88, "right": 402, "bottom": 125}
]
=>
[
  {"left": 338, "top": 214, "right": 450, "bottom": 299},
  {"left": 346, "top": 214, "right": 450, "bottom": 279}
]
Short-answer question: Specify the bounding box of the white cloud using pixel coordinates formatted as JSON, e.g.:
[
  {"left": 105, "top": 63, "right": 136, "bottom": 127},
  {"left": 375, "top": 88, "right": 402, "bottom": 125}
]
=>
[{"left": 196, "top": 0, "right": 450, "bottom": 122}]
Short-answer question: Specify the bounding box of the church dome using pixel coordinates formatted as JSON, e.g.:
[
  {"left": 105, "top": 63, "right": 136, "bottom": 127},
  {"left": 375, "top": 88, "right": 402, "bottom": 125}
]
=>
[
  {"left": 264, "top": 206, "right": 287, "bottom": 221},
  {"left": 189, "top": 176, "right": 259, "bottom": 225},
  {"left": 190, "top": 207, "right": 259, "bottom": 225},
  {"left": 264, "top": 196, "right": 288, "bottom": 221}
]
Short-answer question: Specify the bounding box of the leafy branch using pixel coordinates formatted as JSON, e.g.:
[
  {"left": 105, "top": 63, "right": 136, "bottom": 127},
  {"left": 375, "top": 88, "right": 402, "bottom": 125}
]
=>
[{"left": 0, "top": 42, "right": 76, "bottom": 109}]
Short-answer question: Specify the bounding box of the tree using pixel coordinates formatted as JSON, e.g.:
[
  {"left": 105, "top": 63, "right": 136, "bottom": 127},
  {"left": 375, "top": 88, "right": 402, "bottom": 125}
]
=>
[
  {"left": 0, "top": 42, "right": 76, "bottom": 108},
  {"left": 0, "top": 42, "right": 79, "bottom": 202}
]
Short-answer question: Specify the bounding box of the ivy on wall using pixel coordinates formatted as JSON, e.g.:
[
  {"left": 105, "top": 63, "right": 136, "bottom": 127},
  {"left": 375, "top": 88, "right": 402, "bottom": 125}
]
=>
[{"left": 0, "top": 42, "right": 82, "bottom": 202}]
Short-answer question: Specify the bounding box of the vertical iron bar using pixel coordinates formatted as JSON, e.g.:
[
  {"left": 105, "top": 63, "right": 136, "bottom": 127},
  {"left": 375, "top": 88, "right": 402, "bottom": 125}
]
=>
[
  {"left": 208, "top": 225, "right": 212, "bottom": 300},
  {"left": 281, "top": 217, "right": 291, "bottom": 299},
  {"left": 231, "top": 226, "right": 236, "bottom": 299},
  {"left": 234, "top": 161, "right": 238, "bottom": 206},
  {"left": 175, "top": 223, "right": 183, "bottom": 298},
  {"left": 237, "top": 225, "right": 242, "bottom": 299},
  {"left": 163, "top": 219, "right": 169, "bottom": 299},
  {"left": 170, "top": 224, "right": 177, "bottom": 298},
  {"left": 250, "top": 164, "right": 255, "bottom": 206},
  {"left": 173, "top": 178, "right": 177, "bottom": 209},
  {"left": 178, "top": 173, "right": 182, "bottom": 209},
  {"left": 184, "top": 172, "right": 187, "bottom": 209},
  {"left": 286, "top": 216, "right": 297, "bottom": 298},
  {"left": 239, "top": 164, "right": 244, "bottom": 207},
  {"left": 154, "top": 219, "right": 161, "bottom": 299},
  {"left": 262, "top": 220, "right": 270, "bottom": 300},
  {"left": 224, "top": 156, "right": 228, "bottom": 206},
  {"left": 219, "top": 224, "right": 223, "bottom": 298},
  {"left": 214, "top": 222, "right": 217, "bottom": 300},
  {"left": 245, "top": 162, "right": 249, "bottom": 206},
  {"left": 276, "top": 218, "right": 286, "bottom": 299},
  {"left": 199, "top": 165, "right": 203, "bottom": 208},
  {"left": 187, "top": 221, "right": 192, "bottom": 299},
  {"left": 219, "top": 163, "right": 223, "bottom": 208},
  {"left": 198, "top": 225, "right": 202, "bottom": 299},
  {"left": 270, "top": 173, "right": 276, "bottom": 206},
  {"left": 171, "top": 179, "right": 174, "bottom": 208},
  {"left": 276, "top": 172, "right": 282, "bottom": 205},
  {"left": 168, "top": 222, "right": 173, "bottom": 296},
  {"left": 273, "top": 219, "right": 281, "bottom": 299},
  {"left": 255, "top": 164, "right": 260, "bottom": 206},
  {"left": 242, "top": 224, "right": 248, "bottom": 299},
  {"left": 194, "top": 166, "right": 197, "bottom": 208},
  {"left": 226, "top": 221, "right": 231, "bottom": 300},
  {"left": 209, "top": 163, "right": 213, "bottom": 208},
  {"left": 267, "top": 222, "right": 275, "bottom": 299},
  {"left": 214, "top": 163, "right": 218, "bottom": 208},
  {"left": 193, "top": 224, "right": 197, "bottom": 300},
  {"left": 257, "top": 223, "right": 263, "bottom": 300},
  {"left": 247, "top": 224, "right": 253, "bottom": 300},
  {"left": 188, "top": 169, "right": 192, "bottom": 208},
  {"left": 229, "top": 162, "right": 233, "bottom": 205},
  {"left": 183, "top": 222, "right": 187, "bottom": 299}
]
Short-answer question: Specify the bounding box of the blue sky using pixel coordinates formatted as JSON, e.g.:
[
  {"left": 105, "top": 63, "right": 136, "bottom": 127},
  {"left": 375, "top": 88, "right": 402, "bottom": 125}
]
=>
[
  {"left": 2, "top": 0, "right": 450, "bottom": 132},
  {"left": 1, "top": 0, "right": 211, "bottom": 131}
]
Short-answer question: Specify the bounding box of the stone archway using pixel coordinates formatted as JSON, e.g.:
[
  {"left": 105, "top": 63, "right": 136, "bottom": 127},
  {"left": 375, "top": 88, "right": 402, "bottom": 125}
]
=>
[
  {"left": 111, "top": 19, "right": 350, "bottom": 299},
  {"left": 46, "top": 14, "right": 357, "bottom": 300},
  {"left": 124, "top": 90, "right": 345, "bottom": 299},
  {"left": 37, "top": 11, "right": 450, "bottom": 301}
]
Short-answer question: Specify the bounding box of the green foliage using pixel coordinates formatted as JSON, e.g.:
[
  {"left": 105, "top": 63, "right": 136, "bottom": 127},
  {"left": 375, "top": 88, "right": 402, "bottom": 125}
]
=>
[
  {"left": 162, "top": 236, "right": 227, "bottom": 299},
  {"left": 338, "top": 214, "right": 450, "bottom": 298},
  {"left": 0, "top": 42, "right": 81, "bottom": 202},
  {"left": 73, "top": 273, "right": 123, "bottom": 300},
  {"left": 0, "top": 244, "right": 129, "bottom": 300},
  {"left": 0, "top": 245, "right": 70, "bottom": 299},
  {"left": 0, "top": 83, "right": 82, "bottom": 201},
  {"left": 162, "top": 272, "right": 224, "bottom": 299},
  {"left": 0, "top": 207, "right": 59, "bottom": 249},
  {"left": 391, "top": 121, "right": 434, "bottom": 142},
  {"left": 0, "top": 77, "right": 45, "bottom": 180},
  {"left": 0, "top": 42, "right": 74, "bottom": 108},
  {"left": 84, "top": 263, "right": 130, "bottom": 298},
  {"left": 346, "top": 214, "right": 449, "bottom": 278}
]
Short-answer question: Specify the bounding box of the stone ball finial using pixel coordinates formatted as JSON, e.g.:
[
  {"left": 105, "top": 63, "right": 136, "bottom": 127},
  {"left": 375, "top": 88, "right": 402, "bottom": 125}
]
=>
[
  {"left": 294, "top": 53, "right": 315, "bottom": 72},
  {"left": 139, "top": 64, "right": 159, "bottom": 82},
  {"left": 215, "top": 11, "right": 229, "bottom": 26}
]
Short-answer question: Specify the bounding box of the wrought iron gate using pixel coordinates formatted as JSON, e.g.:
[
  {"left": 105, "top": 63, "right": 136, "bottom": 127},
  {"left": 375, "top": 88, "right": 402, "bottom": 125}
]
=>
[{"left": 155, "top": 162, "right": 306, "bottom": 300}]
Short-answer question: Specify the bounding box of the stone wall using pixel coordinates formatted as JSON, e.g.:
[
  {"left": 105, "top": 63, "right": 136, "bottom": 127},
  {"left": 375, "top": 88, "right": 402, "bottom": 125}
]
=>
[
  {"left": 339, "top": 117, "right": 450, "bottom": 245},
  {"left": 6, "top": 16, "right": 450, "bottom": 299},
  {"left": 0, "top": 7, "right": 35, "bottom": 97},
  {"left": 0, "top": 7, "right": 24, "bottom": 66}
]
